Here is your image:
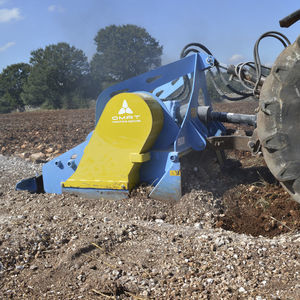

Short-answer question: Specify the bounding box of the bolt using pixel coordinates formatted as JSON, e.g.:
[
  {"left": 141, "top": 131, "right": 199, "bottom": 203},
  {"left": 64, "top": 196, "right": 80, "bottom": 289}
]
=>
[
  {"left": 248, "top": 141, "right": 255, "bottom": 148},
  {"left": 170, "top": 155, "right": 178, "bottom": 162},
  {"left": 67, "top": 159, "right": 77, "bottom": 170},
  {"left": 206, "top": 56, "right": 214, "bottom": 66},
  {"left": 55, "top": 160, "right": 63, "bottom": 169}
]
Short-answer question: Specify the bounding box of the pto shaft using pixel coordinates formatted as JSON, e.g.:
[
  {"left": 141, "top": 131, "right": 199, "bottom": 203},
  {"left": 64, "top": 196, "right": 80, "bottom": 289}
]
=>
[{"left": 178, "top": 105, "right": 257, "bottom": 126}]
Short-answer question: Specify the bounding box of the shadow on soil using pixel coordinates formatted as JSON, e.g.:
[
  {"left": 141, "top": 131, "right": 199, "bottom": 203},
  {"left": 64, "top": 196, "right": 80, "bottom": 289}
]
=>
[{"left": 181, "top": 150, "right": 300, "bottom": 238}]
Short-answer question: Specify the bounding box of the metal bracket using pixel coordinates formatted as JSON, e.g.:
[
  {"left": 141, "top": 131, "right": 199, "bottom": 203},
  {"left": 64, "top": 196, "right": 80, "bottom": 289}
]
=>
[{"left": 207, "top": 135, "right": 252, "bottom": 151}]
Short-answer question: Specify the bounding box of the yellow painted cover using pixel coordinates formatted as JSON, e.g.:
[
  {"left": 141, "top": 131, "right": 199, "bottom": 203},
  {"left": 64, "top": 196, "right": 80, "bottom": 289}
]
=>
[{"left": 62, "top": 92, "right": 163, "bottom": 190}]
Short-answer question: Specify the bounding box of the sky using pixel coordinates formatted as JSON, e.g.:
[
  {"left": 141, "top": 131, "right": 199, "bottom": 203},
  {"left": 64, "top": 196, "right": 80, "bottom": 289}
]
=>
[{"left": 0, "top": 0, "right": 299, "bottom": 72}]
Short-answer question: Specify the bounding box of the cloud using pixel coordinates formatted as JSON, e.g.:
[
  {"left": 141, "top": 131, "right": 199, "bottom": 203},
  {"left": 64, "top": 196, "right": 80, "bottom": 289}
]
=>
[
  {"left": 228, "top": 54, "right": 244, "bottom": 64},
  {"left": 0, "top": 41, "right": 15, "bottom": 52},
  {"left": 264, "top": 62, "right": 273, "bottom": 68},
  {"left": 48, "top": 5, "right": 64, "bottom": 13},
  {"left": 0, "top": 8, "right": 21, "bottom": 23}
]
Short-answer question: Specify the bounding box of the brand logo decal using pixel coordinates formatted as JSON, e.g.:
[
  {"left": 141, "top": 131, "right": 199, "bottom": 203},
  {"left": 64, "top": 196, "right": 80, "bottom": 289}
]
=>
[
  {"left": 118, "top": 100, "right": 133, "bottom": 115},
  {"left": 112, "top": 99, "right": 141, "bottom": 123}
]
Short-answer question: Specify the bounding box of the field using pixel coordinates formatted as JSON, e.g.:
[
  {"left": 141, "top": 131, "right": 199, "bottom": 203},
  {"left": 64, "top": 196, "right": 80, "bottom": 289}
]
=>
[{"left": 0, "top": 100, "right": 299, "bottom": 299}]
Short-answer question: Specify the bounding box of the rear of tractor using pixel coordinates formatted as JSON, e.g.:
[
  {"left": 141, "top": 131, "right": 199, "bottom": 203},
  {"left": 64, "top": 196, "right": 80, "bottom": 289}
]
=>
[
  {"left": 17, "top": 10, "right": 300, "bottom": 204},
  {"left": 257, "top": 35, "right": 300, "bottom": 203}
]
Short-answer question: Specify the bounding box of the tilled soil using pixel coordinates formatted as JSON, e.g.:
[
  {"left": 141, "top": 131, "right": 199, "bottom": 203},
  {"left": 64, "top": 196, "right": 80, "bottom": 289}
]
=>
[
  {"left": 0, "top": 101, "right": 299, "bottom": 299},
  {"left": 0, "top": 109, "right": 94, "bottom": 159}
]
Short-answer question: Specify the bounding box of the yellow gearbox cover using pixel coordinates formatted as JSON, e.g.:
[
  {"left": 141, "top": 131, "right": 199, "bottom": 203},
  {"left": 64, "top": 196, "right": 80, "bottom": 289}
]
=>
[{"left": 63, "top": 92, "right": 163, "bottom": 191}]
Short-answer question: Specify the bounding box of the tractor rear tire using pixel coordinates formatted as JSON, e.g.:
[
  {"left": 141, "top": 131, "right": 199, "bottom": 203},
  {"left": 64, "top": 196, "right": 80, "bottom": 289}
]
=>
[{"left": 257, "top": 35, "right": 300, "bottom": 204}]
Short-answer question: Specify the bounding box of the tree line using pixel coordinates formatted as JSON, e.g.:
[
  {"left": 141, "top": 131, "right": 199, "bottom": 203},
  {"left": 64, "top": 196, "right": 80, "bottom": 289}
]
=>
[
  {"left": 0, "top": 24, "right": 163, "bottom": 113},
  {"left": 0, "top": 23, "right": 235, "bottom": 114}
]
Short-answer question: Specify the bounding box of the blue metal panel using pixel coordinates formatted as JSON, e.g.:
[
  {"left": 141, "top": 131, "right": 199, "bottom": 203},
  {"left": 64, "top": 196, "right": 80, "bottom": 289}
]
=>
[
  {"left": 174, "top": 54, "right": 208, "bottom": 153},
  {"left": 152, "top": 77, "right": 184, "bottom": 100},
  {"left": 42, "top": 132, "right": 92, "bottom": 194},
  {"left": 95, "top": 55, "right": 198, "bottom": 124},
  {"left": 16, "top": 176, "right": 40, "bottom": 193},
  {"left": 149, "top": 152, "right": 182, "bottom": 201},
  {"left": 152, "top": 73, "right": 192, "bottom": 101},
  {"left": 140, "top": 150, "right": 171, "bottom": 186},
  {"left": 207, "top": 121, "right": 226, "bottom": 137},
  {"left": 186, "top": 120, "right": 207, "bottom": 151},
  {"left": 137, "top": 92, "right": 179, "bottom": 150}
]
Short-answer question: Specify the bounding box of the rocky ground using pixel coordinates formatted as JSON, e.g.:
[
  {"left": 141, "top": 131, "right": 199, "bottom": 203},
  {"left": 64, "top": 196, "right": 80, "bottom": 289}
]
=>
[{"left": 0, "top": 101, "right": 299, "bottom": 299}]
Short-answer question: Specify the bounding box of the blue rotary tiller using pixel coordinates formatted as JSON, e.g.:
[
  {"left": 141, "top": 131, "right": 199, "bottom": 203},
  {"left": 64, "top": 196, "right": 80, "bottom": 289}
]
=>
[
  {"left": 17, "top": 52, "right": 230, "bottom": 201},
  {"left": 17, "top": 21, "right": 300, "bottom": 204}
]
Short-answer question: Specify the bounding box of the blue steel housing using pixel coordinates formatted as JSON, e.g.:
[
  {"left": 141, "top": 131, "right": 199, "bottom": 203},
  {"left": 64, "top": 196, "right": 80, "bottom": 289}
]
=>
[{"left": 16, "top": 53, "right": 225, "bottom": 201}]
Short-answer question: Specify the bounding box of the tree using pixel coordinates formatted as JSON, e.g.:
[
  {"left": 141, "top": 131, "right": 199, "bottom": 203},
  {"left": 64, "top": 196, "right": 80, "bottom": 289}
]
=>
[
  {"left": 0, "top": 63, "right": 30, "bottom": 112},
  {"left": 21, "top": 43, "right": 90, "bottom": 109},
  {"left": 0, "top": 93, "right": 13, "bottom": 113},
  {"left": 90, "top": 24, "right": 163, "bottom": 94}
]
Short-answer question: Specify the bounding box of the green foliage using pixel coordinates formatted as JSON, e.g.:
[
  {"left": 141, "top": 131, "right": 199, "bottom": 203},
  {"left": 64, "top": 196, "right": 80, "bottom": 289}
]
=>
[
  {"left": 21, "top": 43, "right": 90, "bottom": 109},
  {"left": 0, "top": 26, "right": 163, "bottom": 112},
  {"left": 0, "top": 63, "right": 30, "bottom": 112},
  {"left": 0, "top": 93, "right": 14, "bottom": 113},
  {"left": 90, "top": 24, "right": 163, "bottom": 95}
]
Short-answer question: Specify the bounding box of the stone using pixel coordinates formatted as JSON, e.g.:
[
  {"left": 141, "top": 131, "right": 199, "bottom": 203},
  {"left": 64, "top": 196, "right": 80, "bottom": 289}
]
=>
[
  {"left": 45, "top": 147, "right": 54, "bottom": 153},
  {"left": 155, "top": 219, "right": 164, "bottom": 224},
  {"left": 30, "top": 152, "right": 45, "bottom": 162},
  {"left": 19, "top": 152, "right": 30, "bottom": 159},
  {"left": 215, "top": 237, "right": 225, "bottom": 247},
  {"left": 194, "top": 223, "right": 203, "bottom": 229},
  {"left": 248, "top": 185, "right": 256, "bottom": 192}
]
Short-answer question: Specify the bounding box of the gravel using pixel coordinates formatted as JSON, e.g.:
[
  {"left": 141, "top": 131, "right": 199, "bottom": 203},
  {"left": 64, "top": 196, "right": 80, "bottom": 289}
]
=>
[{"left": 0, "top": 154, "right": 299, "bottom": 299}]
